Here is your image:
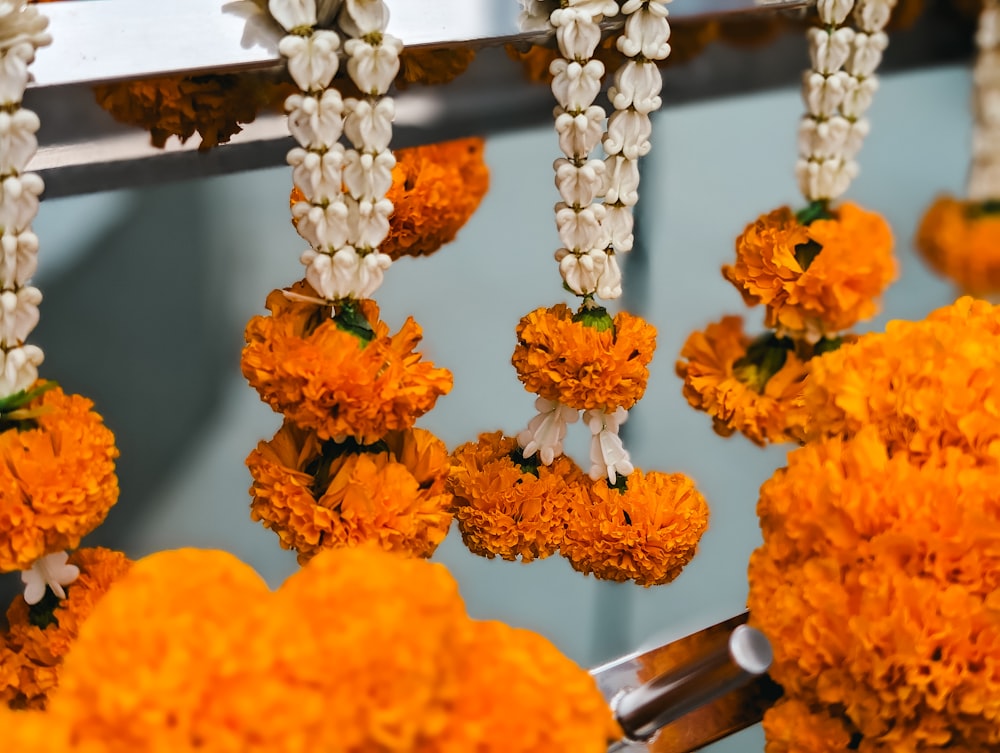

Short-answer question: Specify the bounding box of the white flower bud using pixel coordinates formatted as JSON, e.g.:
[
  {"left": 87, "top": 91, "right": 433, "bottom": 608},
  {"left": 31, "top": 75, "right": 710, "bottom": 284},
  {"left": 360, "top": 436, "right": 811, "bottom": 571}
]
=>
[
  {"left": 351, "top": 249, "right": 392, "bottom": 298},
  {"left": 603, "top": 204, "right": 634, "bottom": 253},
  {"left": 556, "top": 202, "right": 608, "bottom": 251},
  {"left": 552, "top": 8, "right": 602, "bottom": 59},
  {"left": 0, "top": 343, "right": 42, "bottom": 395},
  {"left": 565, "top": 0, "right": 619, "bottom": 18},
  {"left": 604, "top": 109, "right": 652, "bottom": 159},
  {"left": 796, "top": 157, "right": 858, "bottom": 201},
  {"left": 280, "top": 30, "right": 341, "bottom": 91},
  {"left": 843, "top": 118, "right": 870, "bottom": 159},
  {"left": 343, "top": 149, "right": 395, "bottom": 202},
  {"left": 604, "top": 155, "right": 641, "bottom": 206},
  {"left": 344, "top": 35, "right": 402, "bottom": 95},
  {"left": 618, "top": 9, "right": 671, "bottom": 60},
  {"left": 0, "top": 230, "right": 36, "bottom": 286},
  {"left": 853, "top": 0, "right": 893, "bottom": 33},
  {"left": 293, "top": 198, "right": 350, "bottom": 249},
  {"left": 518, "top": 396, "right": 579, "bottom": 466},
  {"left": 285, "top": 90, "right": 344, "bottom": 149},
  {"left": 840, "top": 74, "right": 878, "bottom": 119},
  {"left": 554, "top": 158, "right": 606, "bottom": 207},
  {"left": 554, "top": 105, "right": 606, "bottom": 158},
  {"left": 556, "top": 247, "right": 608, "bottom": 295},
  {"left": 846, "top": 32, "right": 887, "bottom": 78},
  {"left": 338, "top": 0, "right": 389, "bottom": 36},
  {"left": 347, "top": 196, "right": 392, "bottom": 249},
  {"left": 0, "top": 285, "right": 39, "bottom": 345},
  {"left": 797, "top": 115, "right": 850, "bottom": 161},
  {"left": 0, "top": 107, "right": 37, "bottom": 175},
  {"left": 802, "top": 70, "right": 849, "bottom": 118},
  {"left": 288, "top": 144, "right": 345, "bottom": 203},
  {"left": 609, "top": 60, "right": 662, "bottom": 114},
  {"left": 584, "top": 407, "right": 633, "bottom": 484},
  {"left": 269, "top": 0, "right": 317, "bottom": 31},
  {"left": 0, "top": 45, "right": 31, "bottom": 105},
  {"left": 0, "top": 4, "right": 50, "bottom": 54},
  {"left": 816, "top": 0, "right": 853, "bottom": 26},
  {"left": 978, "top": 6, "right": 1000, "bottom": 50},
  {"left": 343, "top": 96, "right": 395, "bottom": 152},
  {"left": 808, "top": 27, "right": 854, "bottom": 75},
  {"left": 550, "top": 58, "right": 605, "bottom": 111},
  {"left": 595, "top": 251, "right": 622, "bottom": 300},
  {"left": 0, "top": 172, "right": 42, "bottom": 235}
]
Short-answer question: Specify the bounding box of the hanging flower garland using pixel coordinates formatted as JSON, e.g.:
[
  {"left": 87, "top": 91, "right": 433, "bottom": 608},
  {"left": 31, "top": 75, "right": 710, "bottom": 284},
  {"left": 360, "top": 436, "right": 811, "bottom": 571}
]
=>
[
  {"left": 1, "top": 546, "right": 621, "bottom": 753},
  {"left": 451, "top": 0, "right": 708, "bottom": 587},
  {"left": 677, "top": 0, "right": 898, "bottom": 446},
  {"left": 916, "top": 0, "right": 1000, "bottom": 296},
  {"left": 243, "top": 0, "right": 461, "bottom": 561},
  {"left": 0, "top": 1, "right": 120, "bottom": 605}
]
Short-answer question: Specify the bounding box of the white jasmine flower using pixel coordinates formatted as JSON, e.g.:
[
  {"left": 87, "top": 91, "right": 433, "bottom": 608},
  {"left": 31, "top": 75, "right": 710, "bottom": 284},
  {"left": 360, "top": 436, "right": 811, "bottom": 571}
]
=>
[
  {"left": 517, "top": 397, "right": 579, "bottom": 465},
  {"left": 21, "top": 551, "right": 79, "bottom": 606},
  {"left": 584, "top": 407, "right": 634, "bottom": 484}
]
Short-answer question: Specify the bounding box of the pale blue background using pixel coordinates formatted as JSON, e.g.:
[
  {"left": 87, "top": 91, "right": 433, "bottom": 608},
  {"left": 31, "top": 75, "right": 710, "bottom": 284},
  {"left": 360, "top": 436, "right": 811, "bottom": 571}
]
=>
[{"left": 25, "top": 63, "right": 970, "bottom": 750}]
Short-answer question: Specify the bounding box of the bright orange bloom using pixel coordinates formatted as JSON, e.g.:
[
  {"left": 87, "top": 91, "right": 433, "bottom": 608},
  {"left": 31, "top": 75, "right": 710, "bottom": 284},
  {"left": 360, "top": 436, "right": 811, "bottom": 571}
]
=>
[
  {"left": 1, "top": 548, "right": 131, "bottom": 710},
  {"left": 291, "top": 138, "right": 489, "bottom": 260},
  {"left": 723, "top": 203, "right": 896, "bottom": 337},
  {"left": 93, "top": 72, "right": 292, "bottom": 151},
  {"left": 0, "top": 707, "right": 71, "bottom": 751},
  {"left": 790, "top": 296, "right": 1000, "bottom": 462},
  {"left": 397, "top": 48, "right": 476, "bottom": 88},
  {"left": 512, "top": 304, "right": 657, "bottom": 412},
  {"left": 561, "top": 470, "right": 708, "bottom": 587},
  {"left": 242, "top": 282, "right": 452, "bottom": 443},
  {"left": 38, "top": 546, "right": 615, "bottom": 753},
  {"left": 916, "top": 196, "right": 1000, "bottom": 295},
  {"left": 247, "top": 421, "right": 453, "bottom": 563},
  {"left": 448, "top": 431, "right": 587, "bottom": 562},
  {"left": 0, "top": 385, "right": 119, "bottom": 572},
  {"left": 675, "top": 316, "right": 808, "bottom": 446},
  {"left": 762, "top": 699, "right": 855, "bottom": 753},
  {"left": 750, "top": 428, "right": 1000, "bottom": 750}
]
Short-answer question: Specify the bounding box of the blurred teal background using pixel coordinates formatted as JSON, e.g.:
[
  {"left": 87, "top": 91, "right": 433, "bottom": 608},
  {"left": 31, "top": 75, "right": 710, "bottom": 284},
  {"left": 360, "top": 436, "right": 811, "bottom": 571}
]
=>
[{"left": 18, "top": 62, "right": 972, "bottom": 750}]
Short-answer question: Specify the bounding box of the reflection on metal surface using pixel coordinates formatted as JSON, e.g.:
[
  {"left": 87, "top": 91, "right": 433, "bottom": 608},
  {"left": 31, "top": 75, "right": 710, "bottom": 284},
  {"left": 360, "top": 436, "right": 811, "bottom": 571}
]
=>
[
  {"left": 29, "top": 0, "right": 812, "bottom": 89},
  {"left": 592, "top": 613, "right": 783, "bottom": 753}
]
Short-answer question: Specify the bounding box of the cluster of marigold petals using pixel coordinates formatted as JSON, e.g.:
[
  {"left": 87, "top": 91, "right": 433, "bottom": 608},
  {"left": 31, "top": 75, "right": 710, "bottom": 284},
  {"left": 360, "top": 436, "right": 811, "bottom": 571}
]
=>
[
  {"left": 916, "top": 196, "right": 1000, "bottom": 296},
  {"left": 248, "top": 420, "right": 452, "bottom": 564},
  {"left": 675, "top": 315, "right": 808, "bottom": 446},
  {"left": 0, "top": 385, "right": 120, "bottom": 572},
  {"left": 723, "top": 203, "right": 896, "bottom": 337},
  {"left": 1, "top": 548, "right": 131, "bottom": 710},
  {"left": 512, "top": 303, "right": 657, "bottom": 412},
  {"left": 0, "top": 546, "right": 621, "bottom": 753},
  {"left": 750, "top": 298, "right": 1000, "bottom": 751},
  {"left": 242, "top": 283, "right": 452, "bottom": 445},
  {"left": 449, "top": 433, "right": 708, "bottom": 586}
]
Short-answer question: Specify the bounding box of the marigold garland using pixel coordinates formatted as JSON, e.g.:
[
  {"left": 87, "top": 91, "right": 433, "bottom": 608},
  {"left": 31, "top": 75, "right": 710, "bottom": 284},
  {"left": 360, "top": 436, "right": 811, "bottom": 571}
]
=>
[
  {"left": 788, "top": 296, "right": 1000, "bottom": 460},
  {"left": 242, "top": 282, "right": 453, "bottom": 444},
  {"left": 247, "top": 420, "right": 453, "bottom": 563},
  {"left": 448, "top": 431, "right": 586, "bottom": 562},
  {"left": 749, "top": 427, "right": 1000, "bottom": 750},
  {"left": 0, "top": 384, "right": 119, "bottom": 572},
  {"left": 722, "top": 203, "right": 896, "bottom": 338},
  {"left": 0, "top": 547, "right": 131, "bottom": 710},
  {"left": 916, "top": 196, "right": 1000, "bottom": 295},
  {"left": 561, "top": 470, "right": 709, "bottom": 587},
  {"left": 512, "top": 303, "right": 657, "bottom": 412},
  {"left": 34, "top": 546, "right": 617, "bottom": 753},
  {"left": 675, "top": 315, "right": 808, "bottom": 445}
]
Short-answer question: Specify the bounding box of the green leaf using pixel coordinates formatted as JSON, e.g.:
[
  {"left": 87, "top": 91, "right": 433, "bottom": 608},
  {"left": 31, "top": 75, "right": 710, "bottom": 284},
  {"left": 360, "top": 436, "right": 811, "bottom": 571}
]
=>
[
  {"left": 813, "top": 336, "right": 844, "bottom": 357},
  {"left": 334, "top": 301, "right": 375, "bottom": 345},
  {"left": 732, "top": 333, "right": 793, "bottom": 393},
  {"left": 795, "top": 200, "right": 834, "bottom": 226},
  {"left": 0, "top": 380, "right": 57, "bottom": 413}
]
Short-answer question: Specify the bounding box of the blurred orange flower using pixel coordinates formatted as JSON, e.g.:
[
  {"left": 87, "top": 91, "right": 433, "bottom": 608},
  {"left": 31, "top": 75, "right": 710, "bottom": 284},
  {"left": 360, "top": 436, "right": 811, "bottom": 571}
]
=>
[
  {"left": 723, "top": 203, "right": 895, "bottom": 338},
  {"left": 448, "top": 431, "right": 587, "bottom": 562},
  {"left": 37, "top": 546, "right": 616, "bottom": 753},
  {"left": 0, "top": 384, "right": 119, "bottom": 572},
  {"left": 1, "top": 548, "right": 131, "bottom": 710},
  {"left": 750, "top": 427, "right": 1000, "bottom": 750},
  {"left": 242, "top": 282, "right": 452, "bottom": 444},
  {"left": 247, "top": 421, "right": 453, "bottom": 563},
  {"left": 761, "top": 698, "right": 855, "bottom": 753},
  {"left": 675, "top": 316, "right": 807, "bottom": 446},
  {"left": 397, "top": 48, "right": 476, "bottom": 88},
  {"left": 916, "top": 196, "right": 1000, "bottom": 296},
  {"left": 562, "top": 470, "right": 708, "bottom": 587},
  {"left": 512, "top": 303, "right": 657, "bottom": 412}
]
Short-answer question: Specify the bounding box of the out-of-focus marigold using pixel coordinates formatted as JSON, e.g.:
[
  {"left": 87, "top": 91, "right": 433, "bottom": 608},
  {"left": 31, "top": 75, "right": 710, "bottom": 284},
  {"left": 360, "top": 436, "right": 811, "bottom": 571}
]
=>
[
  {"left": 761, "top": 699, "right": 855, "bottom": 753},
  {"left": 916, "top": 196, "right": 1000, "bottom": 296},
  {"left": 723, "top": 203, "right": 896, "bottom": 338},
  {"left": 1, "top": 548, "right": 131, "bottom": 710},
  {"left": 242, "top": 282, "right": 453, "bottom": 444},
  {"left": 397, "top": 48, "right": 477, "bottom": 88},
  {"left": 36, "top": 546, "right": 616, "bottom": 753},
  {"left": 291, "top": 138, "right": 489, "bottom": 260},
  {"left": 562, "top": 470, "right": 709, "bottom": 587},
  {"left": 512, "top": 303, "right": 657, "bottom": 412},
  {"left": 0, "top": 384, "right": 119, "bottom": 572},
  {"left": 675, "top": 316, "right": 807, "bottom": 446},
  {"left": 789, "top": 296, "right": 1000, "bottom": 461},
  {"left": 448, "top": 431, "right": 586, "bottom": 562},
  {"left": 749, "top": 427, "right": 1000, "bottom": 751},
  {"left": 247, "top": 421, "right": 453, "bottom": 563}
]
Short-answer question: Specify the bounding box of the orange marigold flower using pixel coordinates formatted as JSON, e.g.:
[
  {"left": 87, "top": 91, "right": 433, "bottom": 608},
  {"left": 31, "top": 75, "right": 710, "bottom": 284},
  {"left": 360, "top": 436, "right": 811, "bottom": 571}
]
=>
[
  {"left": 790, "top": 296, "right": 1000, "bottom": 461},
  {"left": 242, "top": 282, "right": 453, "bottom": 443},
  {"left": 675, "top": 316, "right": 808, "bottom": 446},
  {"left": 397, "top": 47, "right": 477, "bottom": 88},
  {"left": 723, "top": 203, "right": 896, "bottom": 337},
  {"left": 0, "top": 384, "right": 119, "bottom": 572},
  {"left": 43, "top": 546, "right": 615, "bottom": 753},
  {"left": 441, "top": 620, "right": 622, "bottom": 753},
  {"left": 1, "top": 547, "right": 131, "bottom": 710},
  {"left": 561, "top": 470, "right": 709, "bottom": 587},
  {"left": 0, "top": 707, "right": 71, "bottom": 751},
  {"left": 291, "top": 138, "right": 489, "bottom": 260},
  {"left": 762, "top": 698, "right": 856, "bottom": 753},
  {"left": 248, "top": 421, "right": 453, "bottom": 563},
  {"left": 512, "top": 303, "right": 657, "bottom": 412},
  {"left": 92, "top": 72, "right": 291, "bottom": 151},
  {"left": 448, "top": 431, "right": 586, "bottom": 562},
  {"left": 916, "top": 196, "right": 1000, "bottom": 295},
  {"left": 749, "top": 427, "right": 1000, "bottom": 750}
]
